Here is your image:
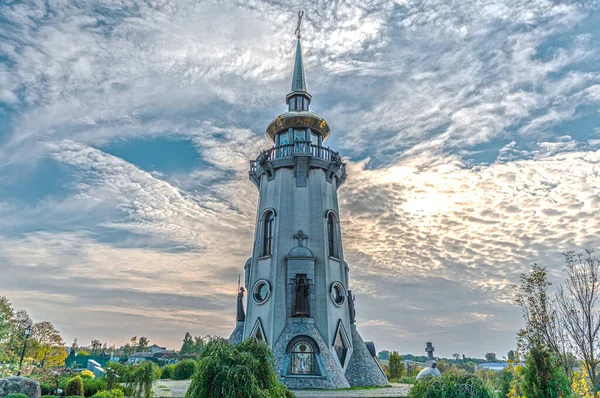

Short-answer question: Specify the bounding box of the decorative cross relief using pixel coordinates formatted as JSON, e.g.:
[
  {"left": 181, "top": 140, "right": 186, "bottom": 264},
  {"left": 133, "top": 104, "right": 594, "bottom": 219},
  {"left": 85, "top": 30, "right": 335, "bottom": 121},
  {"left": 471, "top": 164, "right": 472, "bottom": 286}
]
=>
[{"left": 293, "top": 230, "right": 308, "bottom": 247}]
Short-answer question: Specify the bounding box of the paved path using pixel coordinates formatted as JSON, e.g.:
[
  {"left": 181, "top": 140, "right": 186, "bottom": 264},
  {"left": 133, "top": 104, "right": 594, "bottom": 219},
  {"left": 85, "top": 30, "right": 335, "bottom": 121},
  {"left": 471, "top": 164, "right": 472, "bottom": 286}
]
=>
[{"left": 153, "top": 380, "right": 410, "bottom": 398}]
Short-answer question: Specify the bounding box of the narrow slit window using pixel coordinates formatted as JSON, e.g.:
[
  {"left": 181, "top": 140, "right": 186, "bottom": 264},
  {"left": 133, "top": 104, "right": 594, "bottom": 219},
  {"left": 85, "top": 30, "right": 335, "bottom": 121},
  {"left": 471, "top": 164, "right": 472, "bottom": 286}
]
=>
[{"left": 263, "top": 212, "right": 274, "bottom": 256}]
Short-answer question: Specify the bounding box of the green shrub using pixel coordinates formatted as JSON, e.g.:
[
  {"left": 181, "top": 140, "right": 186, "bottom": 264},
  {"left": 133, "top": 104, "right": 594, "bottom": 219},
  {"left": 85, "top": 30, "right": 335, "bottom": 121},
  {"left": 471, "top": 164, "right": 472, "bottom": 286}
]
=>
[
  {"left": 388, "top": 352, "right": 404, "bottom": 379},
  {"left": 160, "top": 364, "right": 175, "bottom": 379},
  {"left": 185, "top": 337, "right": 293, "bottom": 398},
  {"left": 5, "top": 394, "right": 29, "bottom": 398},
  {"left": 65, "top": 396, "right": 85, "bottom": 398},
  {"left": 90, "top": 388, "right": 125, "bottom": 398},
  {"left": 521, "top": 347, "right": 572, "bottom": 398},
  {"left": 119, "top": 385, "right": 134, "bottom": 396},
  {"left": 83, "top": 377, "right": 107, "bottom": 397},
  {"left": 131, "top": 361, "right": 159, "bottom": 398},
  {"left": 173, "top": 359, "right": 196, "bottom": 380},
  {"left": 66, "top": 376, "right": 85, "bottom": 397},
  {"left": 41, "top": 395, "right": 58, "bottom": 398},
  {"left": 408, "top": 372, "right": 494, "bottom": 398}
]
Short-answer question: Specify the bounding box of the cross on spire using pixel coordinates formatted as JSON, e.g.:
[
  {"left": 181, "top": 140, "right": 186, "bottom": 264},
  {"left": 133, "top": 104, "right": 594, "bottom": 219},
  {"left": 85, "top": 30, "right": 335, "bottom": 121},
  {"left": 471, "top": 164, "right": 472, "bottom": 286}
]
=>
[
  {"left": 295, "top": 11, "right": 304, "bottom": 39},
  {"left": 293, "top": 230, "right": 309, "bottom": 247}
]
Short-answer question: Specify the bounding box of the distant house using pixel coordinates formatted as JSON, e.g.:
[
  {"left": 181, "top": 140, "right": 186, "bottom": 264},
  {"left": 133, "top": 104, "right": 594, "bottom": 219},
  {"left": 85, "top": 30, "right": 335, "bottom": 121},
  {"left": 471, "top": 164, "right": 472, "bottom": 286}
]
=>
[
  {"left": 478, "top": 362, "right": 523, "bottom": 371},
  {"left": 127, "top": 352, "right": 154, "bottom": 363},
  {"left": 148, "top": 344, "right": 167, "bottom": 354}
]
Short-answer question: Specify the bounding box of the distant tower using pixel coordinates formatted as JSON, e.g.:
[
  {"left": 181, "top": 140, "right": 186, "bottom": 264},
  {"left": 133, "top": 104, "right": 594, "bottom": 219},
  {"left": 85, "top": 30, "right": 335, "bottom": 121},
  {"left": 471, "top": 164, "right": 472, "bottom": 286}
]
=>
[{"left": 229, "top": 13, "right": 387, "bottom": 389}]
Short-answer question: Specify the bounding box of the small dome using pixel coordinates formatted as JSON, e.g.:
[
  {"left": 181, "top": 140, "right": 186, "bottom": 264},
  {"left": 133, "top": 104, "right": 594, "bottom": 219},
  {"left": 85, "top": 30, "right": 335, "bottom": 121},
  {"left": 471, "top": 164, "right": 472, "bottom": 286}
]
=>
[
  {"left": 288, "top": 245, "right": 314, "bottom": 258},
  {"left": 416, "top": 367, "right": 441, "bottom": 379}
]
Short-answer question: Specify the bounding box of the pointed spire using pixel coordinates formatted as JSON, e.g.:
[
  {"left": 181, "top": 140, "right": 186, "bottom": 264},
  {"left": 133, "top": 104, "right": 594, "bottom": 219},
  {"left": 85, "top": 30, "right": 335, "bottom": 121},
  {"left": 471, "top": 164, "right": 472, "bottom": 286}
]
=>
[
  {"left": 291, "top": 39, "right": 307, "bottom": 93},
  {"left": 286, "top": 11, "right": 311, "bottom": 107}
]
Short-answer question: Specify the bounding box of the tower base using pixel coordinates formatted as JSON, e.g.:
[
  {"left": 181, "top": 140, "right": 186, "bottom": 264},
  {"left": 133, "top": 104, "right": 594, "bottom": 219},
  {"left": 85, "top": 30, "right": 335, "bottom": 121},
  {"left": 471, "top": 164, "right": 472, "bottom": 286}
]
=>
[
  {"left": 273, "top": 319, "right": 351, "bottom": 389},
  {"left": 344, "top": 325, "right": 389, "bottom": 387},
  {"left": 228, "top": 321, "right": 244, "bottom": 346}
]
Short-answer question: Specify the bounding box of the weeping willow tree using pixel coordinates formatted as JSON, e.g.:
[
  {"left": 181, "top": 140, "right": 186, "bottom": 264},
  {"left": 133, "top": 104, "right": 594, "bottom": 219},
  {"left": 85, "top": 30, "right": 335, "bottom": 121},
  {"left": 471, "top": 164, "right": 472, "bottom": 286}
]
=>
[
  {"left": 132, "top": 361, "right": 159, "bottom": 398},
  {"left": 185, "top": 337, "right": 293, "bottom": 398}
]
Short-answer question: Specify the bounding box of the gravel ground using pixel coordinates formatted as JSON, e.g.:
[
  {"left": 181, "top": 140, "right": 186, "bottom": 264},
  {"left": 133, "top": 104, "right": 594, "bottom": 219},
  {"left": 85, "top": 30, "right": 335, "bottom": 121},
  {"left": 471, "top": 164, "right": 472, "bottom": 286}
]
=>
[{"left": 153, "top": 380, "right": 410, "bottom": 398}]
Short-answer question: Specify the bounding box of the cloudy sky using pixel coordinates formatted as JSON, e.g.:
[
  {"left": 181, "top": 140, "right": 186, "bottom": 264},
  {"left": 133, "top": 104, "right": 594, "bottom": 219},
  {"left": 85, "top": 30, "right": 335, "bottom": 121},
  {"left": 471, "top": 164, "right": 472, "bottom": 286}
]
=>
[{"left": 1, "top": 0, "right": 599, "bottom": 358}]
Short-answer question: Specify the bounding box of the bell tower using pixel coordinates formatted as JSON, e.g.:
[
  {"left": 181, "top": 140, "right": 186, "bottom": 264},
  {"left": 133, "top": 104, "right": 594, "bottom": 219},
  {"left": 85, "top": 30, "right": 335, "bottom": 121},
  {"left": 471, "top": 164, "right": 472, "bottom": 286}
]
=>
[{"left": 229, "top": 13, "right": 387, "bottom": 389}]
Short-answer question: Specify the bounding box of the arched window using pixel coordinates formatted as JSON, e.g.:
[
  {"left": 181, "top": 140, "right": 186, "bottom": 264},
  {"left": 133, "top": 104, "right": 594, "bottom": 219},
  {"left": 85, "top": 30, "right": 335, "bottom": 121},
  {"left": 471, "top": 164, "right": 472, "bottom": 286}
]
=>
[
  {"left": 327, "top": 212, "right": 338, "bottom": 258},
  {"left": 291, "top": 341, "right": 316, "bottom": 375},
  {"left": 263, "top": 211, "right": 275, "bottom": 256}
]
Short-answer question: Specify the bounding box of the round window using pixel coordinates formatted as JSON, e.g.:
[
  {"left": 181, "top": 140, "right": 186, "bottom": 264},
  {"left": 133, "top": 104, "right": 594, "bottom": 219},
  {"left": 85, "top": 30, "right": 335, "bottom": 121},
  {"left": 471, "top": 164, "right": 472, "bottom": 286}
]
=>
[
  {"left": 330, "top": 282, "right": 346, "bottom": 307},
  {"left": 252, "top": 280, "right": 271, "bottom": 305}
]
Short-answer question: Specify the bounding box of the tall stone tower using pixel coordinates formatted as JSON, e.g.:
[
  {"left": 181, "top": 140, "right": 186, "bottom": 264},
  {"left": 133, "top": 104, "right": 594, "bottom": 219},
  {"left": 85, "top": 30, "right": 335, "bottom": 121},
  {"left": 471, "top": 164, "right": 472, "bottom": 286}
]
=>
[{"left": 229, "top": 20, "right": 387, "bottom": 389}]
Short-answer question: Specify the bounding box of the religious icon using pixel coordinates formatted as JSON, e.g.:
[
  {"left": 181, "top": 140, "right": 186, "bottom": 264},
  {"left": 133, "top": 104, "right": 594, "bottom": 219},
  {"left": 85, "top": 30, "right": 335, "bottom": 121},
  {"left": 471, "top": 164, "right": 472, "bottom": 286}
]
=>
[{"left": 293, "top": 275, "right": 309, "bottom": 317}]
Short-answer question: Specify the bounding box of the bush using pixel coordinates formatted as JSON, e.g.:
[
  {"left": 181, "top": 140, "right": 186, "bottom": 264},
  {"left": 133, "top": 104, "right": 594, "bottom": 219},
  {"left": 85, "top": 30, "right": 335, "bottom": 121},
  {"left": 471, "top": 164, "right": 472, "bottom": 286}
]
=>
[
  {"left": 5, "top": 394, "right": 29, "bottom": 398},
  {"left": 65, "top": 396, "right": 84, "bottom": 398},
  {"left": 173, "top": 359, "right": 196, "bottom": 380},
  {"left": 131, "top": 361, "right": 159, "bottom": 398},
  {"left": 83, "top": 377, "right": 108, "bottom": 397},
  {"left": 185, "top": 337, "right": 293, "bottom": 398},
  {"left": 392, "top": 376, "right": 417, "bottom": 384},
  {"left": 90, "top": 388, "right": 125, "bottom": 398},
  {"left": 160, "top": 364, "right": 175, "bottom": 379},
  {"left": 66, "top": 376, "right": 85, "bottom": 397},
  {"left": 41, "top": 396, "right": 58, "bottom": 398},
  {"left": 408, "top": 372, "right": 494, "bottom": 398},
  {"left": 388, "top": 352, "right": 404, "bottom": 379},
  {"left": 521, "top": 347, "right": 572, "bottom": 398},
  {"left": 81, "top": 369, "right": 95, "bottom": 379}
]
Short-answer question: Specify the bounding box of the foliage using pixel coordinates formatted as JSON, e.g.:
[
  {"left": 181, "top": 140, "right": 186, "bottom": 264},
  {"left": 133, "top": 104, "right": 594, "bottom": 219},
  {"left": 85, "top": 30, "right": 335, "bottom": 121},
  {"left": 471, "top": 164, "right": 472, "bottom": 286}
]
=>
[
  {"left": 408, "top": 372, "right": 494, "bottom": 398},
  {"left": 66, "top": 376, "right": 85, "bottom": 397},
  {"left": 65, "top": 396, "right": 85, "bottom": 398},
  {"left": 31, "top": 321, "right": 68, "bottom": 368},
  {"left": 173, "top": 359, "right": 196, "bottom": 380},
  {"left": 520, "top": 346, "right": 571, "bottom": 398},
  {"left": 90, "top": 388, "right": 125, "bottom": 398},
  {"left": 180, "top": 333, "right": 205, "bottom": 358},
  {"left": 557, "top": 250, "right": 600, "bottom": 396},
  {"left": 572, "top": 371, "right": 594, "bottom": 398},
  {"left": 160, "top": 364, "right": 176, "bottom": 379},
  {"left": 78, "top": 350, "right": 90, "bottom": 357},
  {"left": 185, "top": 337, "right": 293, "bottom": 398},
  {"left": 388, "top": 352, "right": 404, "bottom": 379},
  {"left": 41, "top": 395, "right": 58, "bottom": 398},
  {"left": 484, "top": 353, "right": 497, "bottom": 362},
  {"left": 132, "top": 361, "right": 159, "bottom": 398},
  {"left": 137, "top": 337, "right": 149, "bottom": 353},
  {"left": 81, "top": 369, "right": 95, "bottom": 379},
  {"left": 4, "top": 394, "right": 29, "bottom": 398},
  {"left": 83, "top": 377, "right": 108, "bottom": 397},
  {"left": 499, "top": 369, "right": 514, "bottom": 398},
  {"left": 378, "top": 350, "right": 390, "bottom": 361}
]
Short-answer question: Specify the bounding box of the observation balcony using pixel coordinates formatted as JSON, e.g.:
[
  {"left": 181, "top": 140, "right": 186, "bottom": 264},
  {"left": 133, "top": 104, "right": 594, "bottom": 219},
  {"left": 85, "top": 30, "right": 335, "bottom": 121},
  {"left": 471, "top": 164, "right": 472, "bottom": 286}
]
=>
[{"left": 249, "top": 141, "right": 347, "bottom": 189}]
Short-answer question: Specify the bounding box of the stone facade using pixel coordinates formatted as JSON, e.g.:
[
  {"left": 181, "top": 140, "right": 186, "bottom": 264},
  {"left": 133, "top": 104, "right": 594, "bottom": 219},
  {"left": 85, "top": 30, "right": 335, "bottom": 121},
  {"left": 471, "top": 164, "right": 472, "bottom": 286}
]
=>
[
  {"left": 345, "top": 326, "right": 389, "bottom": 387},
  {"left": 0, "top": 376, "right": 41, "bottom": 398},
  {"left": 272, "top": 320, "right": 350, "bottom": 389},
  {"left": 228, "top": 322, "right": 244, "bottom": 346}
]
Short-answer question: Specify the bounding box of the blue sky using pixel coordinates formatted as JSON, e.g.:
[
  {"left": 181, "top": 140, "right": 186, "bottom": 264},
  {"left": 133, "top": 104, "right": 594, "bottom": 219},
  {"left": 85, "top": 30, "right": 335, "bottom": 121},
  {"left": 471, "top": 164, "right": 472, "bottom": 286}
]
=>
[{"left": 1, "top": 0, "right": 599, "bottom": 358}]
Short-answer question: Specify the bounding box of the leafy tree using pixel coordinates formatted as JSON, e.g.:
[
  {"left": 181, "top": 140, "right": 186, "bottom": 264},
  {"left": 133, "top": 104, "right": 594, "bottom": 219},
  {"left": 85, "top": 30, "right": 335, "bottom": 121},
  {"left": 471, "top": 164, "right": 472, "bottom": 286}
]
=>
[
  {"left": 378, "top": 350, "right": 390, "bottom": 361},
  {"left": 193, "top": 336, "right": 204, "bottom": 354},
  {"left": 520, "top": 346, "right": 571, "bottom": 398},
  {"left": 484, "top": 353, "right": 497, "bottom": 362},
  {"left": 408, "top": 372, "right": 494, "bottom": 398},
  {"left": 388, "top": 351, "right": 404, "bottom": 379},
  {"left": 65, "top": 376, "right": 84, "bottom": 397},
  {"left": 132, "top": 361, "right": 159, "bottom": 398},
  {"left": 90, "top": 340, "right": 102, "bottom": 355},
  {"left": 181, "top": 332, "right": 194, "bottom": 355},
  {"left": 137, "top": 336, "right": 149, "bottom": 352},
  {"left": 185, "top": 337, "right": 292, "bottom": 398},
  {"left": 499, "top": 369, "right": 514, "bottom": 398},
  {"left": 453, "top": 353, "right": 461, "bottom": 362},
  {"left": 557, "top": 250, "right": 600, "bottom": 397},
  {"left": 174, "top": 359, "right": 196, "bottom": 380},
  {"left": 31, "top": 321, "right": 67, "bottom": 368},
  {"left": 78, "top": 350, "right": 89, "bottom": 357},
  {"left": 507, "top": 350, "right": 516, "bottom": 362},
  {"left": 513, "top": 264, "right": 576, "bottom": 382}
]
